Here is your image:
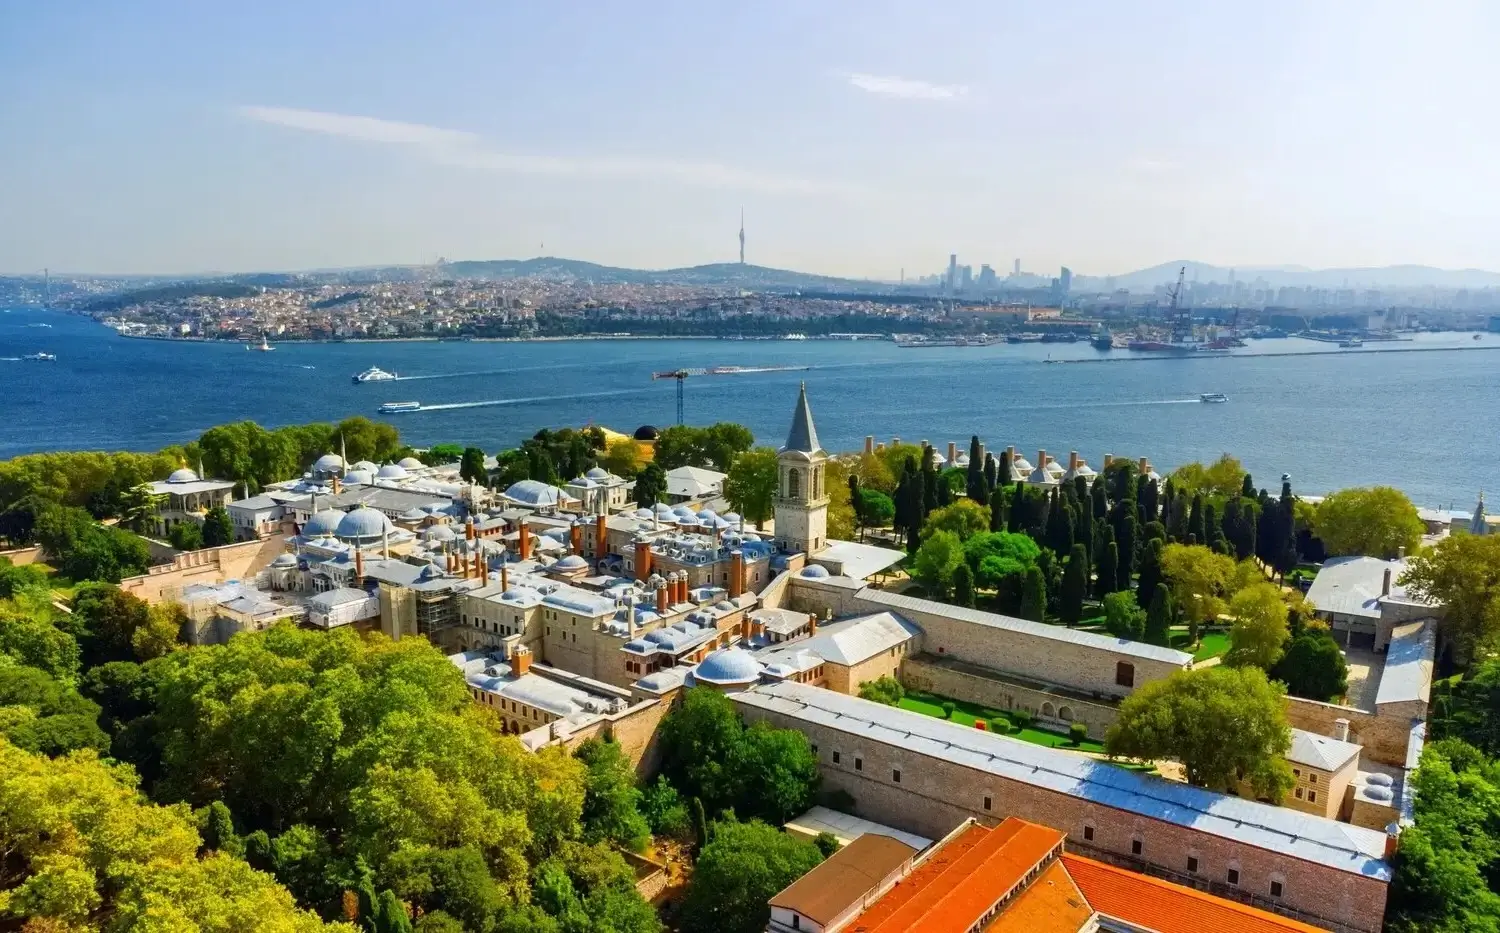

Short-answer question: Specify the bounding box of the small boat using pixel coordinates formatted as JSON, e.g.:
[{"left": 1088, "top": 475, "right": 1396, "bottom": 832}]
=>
[
  {"left": 247, "top": 334, "right": 275, "bottom": 351},
  {"left": 27, "top": 323, "right": 52, "bottom": 328},
  {"left": 354, "top": 366, "right": 398, "bottom": 383},
  {"left": 1199, "top": 392, "right": 1229, "bottom": 403},
  {"left": 1338, "top": 338, "right": 1363, "bottom": 348},
  {"left": 22, "top": 352, "right": 57, "bottom": 361},
  {"left": 378, "top": 401, "right": 421, "bottom": 414}
]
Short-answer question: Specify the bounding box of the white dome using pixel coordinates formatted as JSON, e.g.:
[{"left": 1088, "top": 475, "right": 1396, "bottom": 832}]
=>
[
  {"left": 353, "top": 460, "right": 379, "bottom": 473},
  {"left": 554, "top": 555, "right": 588, "bottom": 571},
  {"left": 335, "top": 507, "right": 393, "bottom": 541},
  {"left": 313, "top": 454, "right": 344, "bottom": 474},
  {"left": 672, "top": 506, "right": 696, "bottom": 518},
  {"left": 585, "top": 467, "right": 610, "bottom": 480},
  {"left": 398, "top": 457, "right": 424, "bottom": 469},
  {"left": 377, "top": 464, "right": 408, "bottom": 479},
  {"left": 694, "top": 648, "right": 764, "bottom": 685},
  {"left": 800, "top": 564, "right": 830, "bottom": 579},
  {"left": 167, "top": 468, "right": 199, "bottom": 484},
  {"left": 504, "top": 480, "right": 564, "bottom": 507},
  {"left": 424, "top": 525, "right": 456, "bottom": 542},
  {"left": 271, "top": 553, "right": 298, "bottom": 568},
  {"left": 343, "top": 470, "right": 373, "bottom": 486}
]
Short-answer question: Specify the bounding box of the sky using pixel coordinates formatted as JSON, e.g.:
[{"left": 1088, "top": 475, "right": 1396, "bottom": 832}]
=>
[{"left": 4, "top": 1, "right": 1500, "bottom": 278}]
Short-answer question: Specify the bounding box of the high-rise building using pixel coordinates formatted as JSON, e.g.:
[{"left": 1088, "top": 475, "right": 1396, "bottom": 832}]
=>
[
  {"left": 1013, "top": 258, "right": 1021, "bottom": 276},
  {"left": 960, "top": 265, "right": 973, "bottom": 291},
  {"left": 1060, "top": 266, "right": 1073, "bottom": 296},
  {"left": 947, "top": 254, "right": 958, "bottom": 294},
  {"left": 977, "top": 264, "right": 996, "bottom": 290},
  {"left": 738, "top": 209, "right": 745, "bottom": 265}
]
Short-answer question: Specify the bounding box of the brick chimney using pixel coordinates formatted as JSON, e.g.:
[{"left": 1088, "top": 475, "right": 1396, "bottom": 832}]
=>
[
  {"left": 500, "top": 562, "right": 509, "bottom": 592},
  {"left": 947, "top": 441, "right": 958, "bottom": 466},
  {"left": 864, "top": 436, "right": 875, "bottom": 455},
  {"left": 1335, "top": 718, "right": 1350, "bottom": 742},
  {"left": 466, "top": 516, "right": 476, "bottom": 541},
  {"left": 510, "top": 646, "right": 532, "bottom": 678},
  {"left": 517, "top": 520, "right": 531, "bottom": 561},
  {"left": 1069, "top": 451, "right": 1079, "bottom": 471},
  {"left": 1037, "top": 449, "right": 1047, "bottom": 472},
  {"left": 354, "top": 547, "right": 364, "bottom": 581},
  {"left": 1138, "top": 456, "right": 1149, "bottom": 473},
  {"left": 474, "top": 551, "right": 484, "bottom": 581},
  {"left": 1385, "top": 824, "right": 1400, "bottom": 861},
  {"left": 892, "top": 436, "right": 901, "bottom": 447},
  {"left": 656, "top": 579, "right": 668, "bottom": 615},
  {"left": 977, "top": 442, "right": 986, "bottom": 463},
  {"left": 729, "top": 550, "right": 745, "bottom": 599},
  {"left": 570, "top": 521, "right": 583, "bottom": 556},
  {"left": 635, "top": 538, "right": 652, "bottom": 581},
  {"left": 1103, "top": 453, "right": 1113, "bottom": 467},
  {"left": 808, "top": 612, "right": 818, "bottom": 636},
  {"left": 595, "top": 513, "right": 608, "bottom": 559},
  {"left": 1382, "top": 569, "right": 1392, "bottom": 596},
  {"left": 677, "top": 572, "right": 689, "bottom": 605}
]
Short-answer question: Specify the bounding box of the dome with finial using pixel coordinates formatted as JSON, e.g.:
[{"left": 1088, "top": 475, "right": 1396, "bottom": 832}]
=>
[{"left": 166, "top": 467, "right": 200, "bottom": 484}]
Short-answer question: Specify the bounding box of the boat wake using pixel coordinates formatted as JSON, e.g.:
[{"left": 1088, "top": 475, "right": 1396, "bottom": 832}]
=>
[{"left": 405, "top": 388, "right": 645, "bottom": 412}]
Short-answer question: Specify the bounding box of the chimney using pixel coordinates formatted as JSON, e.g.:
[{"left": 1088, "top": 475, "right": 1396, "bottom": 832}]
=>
[
  {"left": 656, "top": 579, "right": 668, "bottom": 615},
  {"left": 875, "top": 442, "right": 885, "bottom": 451},
  {"left": 977, "top": 442, "right": 985, "bottom": 463},
  {"left": 1382, "top": 569, "right": 1392, "bottom": 596},
  {"left": 677, "top": 572, "right": 688, "bottom": 605},
  {"left": 510, "top": 646, "right": 532, "bottom": 678},
  {"left": 595, "top": 513, "right": 608, "bottom": 559},
  {"left": 635, "top": 538, "right": 652, "bottom": 581},
  {"left": 892, "top": 436, "right": 901, "bottom": 447},
  {"left": 808, "top": 612, "right": 818, "bottom": 636},
  {"left": 947, "top": 441, "right": 958, "bottom": 466},
  {"left": 740, "top": 617, "right": 751, "bottom": 641},
  {"left": 1104, "top": 453, "right": 1113, "bottom": 467},
  {"left": 332, "top": 475, "right": 341, "bottom": 495},
  {"left": 1069, "top": 450, "right": 1079, "bottom": 471},
  {"left": 475, "top": 551, "right": 484, "bottom": 581},
  {"left": 570, "top": 522, "right": 583, "bottom": 556},
  {"left": 1397, "top": 546, "right": 1407, "bottom": 559},
  {"left": 354, "top": 547, "right": 364, "bottom": 581},
  {"left": 729, "top": 550, "right": 745, "bottom": 599},
  {"left": 1335, "top": 718, "right": 1350, "bottom": 742},
  {"left": 382, "top": 529, "right": 390, "bottom": 559},
  {"left": 864, "top": 436, "right": 875, "bottom": 455},
  {"left": 1037, "top": 449, "right": 1047, "bottom": 472},
  {"left": 517, "top": 521, "right": 531, "bottom": 562},
  {"left": 753, "top": 618, "right": 765, "bottom": 640},
  {"left": 466, "top": 517, "right": 476, "bottom": 541},
  {"left": 500, "top": 562, "right": 509, "bottom": 592},
  {"left": 1138, "top": 456, "right": 1149, "bottom": 473},
  {"left": 1385, "top": 824, "right": 1400, "bottom": 861}
]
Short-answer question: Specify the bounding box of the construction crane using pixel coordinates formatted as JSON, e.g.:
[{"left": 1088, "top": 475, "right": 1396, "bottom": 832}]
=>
[
  {"left": 651, "top": 365, "right": 811, "bottom": 424},
  {"left": 1166, "top": 266, "right": 1191, "bottom": 343}
]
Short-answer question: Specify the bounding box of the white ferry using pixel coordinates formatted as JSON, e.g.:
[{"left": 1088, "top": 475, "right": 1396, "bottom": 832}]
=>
[
  {"left": 354, "top": 366, "right": 398, "bottom": 383},
  {"left": 22, "top": 352, "right": 57, "bottom": 361},
  {"left": 378, "top": 401, "right": 421, "bottom": 414},
  {"left": 1199, "top": 393, "right": 1229, "bottom": 403}
]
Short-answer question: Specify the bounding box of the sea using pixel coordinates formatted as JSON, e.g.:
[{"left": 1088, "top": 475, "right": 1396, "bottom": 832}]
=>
[{"left": 2, "top": 304, "right": 1496, "bottom": 510}]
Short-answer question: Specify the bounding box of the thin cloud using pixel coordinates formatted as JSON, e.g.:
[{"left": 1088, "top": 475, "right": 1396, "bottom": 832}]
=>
[
  {"left": 844, "top": 72, "right": 969, "bottom": 101},
  {"left": 238, "top": 105, "right": 855, "bottom": 196}
]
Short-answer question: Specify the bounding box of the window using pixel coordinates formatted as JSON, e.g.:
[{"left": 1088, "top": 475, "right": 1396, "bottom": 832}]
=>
[
  {"left": 1309, "top": 791, "right": 1317, "bottom": 803},
  {"left": 787, "top": 468, "right": 801, "bottom": 498},
  {"left": 810, "top": 744, "right": 818, "bottom": 755},
  {"left": 1309, "top": 774, "right": 1318, "bottom": 784},
  {"left": 832, "top": 751, "right": 841, "bottom": 764},
  {"left": 1227, "top": 868, "right": 1240, "bottom": 886},
  {"left": 1270, "top": 880, "right": 1283, "bottom": 899},
  {"left": 1295, "top": 788, "right": 1304, "bottom": 799},
  {"left": 1187, "top": 856, "right": 1199, "bottom": 874},
  {"left": 792, "top": 917, "right": 800, "bottom": 931},
  {"left": 1115, "top": 662, "right": 1135, "bottom": 688},
  {"left": 1082, "top": 825, "right": 1094, "bottom": 842},
  {"left": 1292, "top": 768, "right": 1301, "bottom": 777},
  {"left": 892, "top": 769, "right": 902, "bottom": 783},
  {"left": 983, "top": 796, "right": 992, "bottom": 811},
  {"left": 854, "top": 757, "right": 863, "bottom": 772},
  {"left": 1131, "top": 839, "right": 1142, "bottom": 856}
]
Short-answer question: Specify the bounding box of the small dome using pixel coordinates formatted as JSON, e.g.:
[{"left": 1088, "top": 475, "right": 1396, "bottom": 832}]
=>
[
  {"left": 694, "top": 648, "right": 763, "bottom": 685},
  {"left": 399, "top": 508, "right": 427, "bottom": 521},
  {"left": 653, "top": 502, "right": 675, "bottom": 515},
  {"left": 313, "top": 454, "right": 344, "bottom": 474},
  {"left": 634, "top": 508, "right": 654, "bottom": 519},
  {"left": 303, "top": 509, "right": 345, "bottom": 537},
  {"left": 585, "top": 467, "right": 609, "bottom": 480},
  {"left": 697, "top": 509, "right": 717, "bottom": 521},
  {"left": 800, "top": 564, "right": 830, "bottom": 579},
  {"left": 424, "top": 525, "right": 456, "bottom": 542},
  {"left": 335, "top": 507, "right": 393, "bottom": 541},
  {"left": 271, "top": 553, "right": 298, "bottom": 568},
  {"left": 1366, "top": 773, "right": 1395, "bottom": 788},
  {"left": 571, "top": 476, "right": 597, "bottom": 488},
  {"left": 343, "top": 470, "right": 373, "bottom": 485},
  {"left": 167, "top": 467, "right": 200, "bottom": 484},
  {"left": 398, "top": 457, "right": 424, "bottom": 469},
  {"left": 633, "top": 425, "right": 659, "bottom": 441},
  {"left": 714, "top": 600, "right": 735, "bottom": 611},
  {"left": 504, "top": 480, "right": 564, "bottom": 507},
  {"left": 554, "top": 555, "right": 588, "bottom": 571},
  {"left": 722, "top": 512, "right": 741, "bottom": 523},
  {"left": 672, "top": 505, "right": 696, "bottom": 518},
  {"left": 353, "top": 460, "right": 379, "bottom": 473},
  {"left": 377, "top": 463, "right": 408, "bottom": 479}
]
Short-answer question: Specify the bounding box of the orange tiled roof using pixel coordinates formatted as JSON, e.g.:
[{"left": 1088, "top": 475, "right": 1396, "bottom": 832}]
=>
[
  {"left": 1061, "top": 854, "right": 1330, "bottom": 933},
  {"left": 848, "top": 819, "right": 1065, "bottom": 933},
  {"left": 985, "top": 858, "right": 1094, "bottom": 933}
]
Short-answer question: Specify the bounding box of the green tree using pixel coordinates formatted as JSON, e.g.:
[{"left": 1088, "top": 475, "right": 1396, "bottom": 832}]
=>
[
  {"left": 203, "top": 505, "right": 235, "bottom": 547},
  {"left": 1135, "top": 537, "right": 1163, "bottom": 609},
  {"left": 1106, "top": 666, "right": 1294, "bottom": 800},
  {"left": 1225, "top": 583, "right": 1291, "bottom": 670},
  {"left": 678, "top": 818, "right": 824, "bottom": 933},
  {"left": 70, "top": 582, "right": 153, "bottom": 666},
  {"left": 1272, "top": 630, "right": 1349, "bottom": 703},
  {"left": 952, "top": 562, "right": 976, "bottom": 608},
  {"left": 1094, "top": 540, "right": 1119, "bottom": 600},
  {"left": 633, "top": 462, "right": 667, "bottom": 506},
  {"left": 1144, "top": 583, "right": 1174, "bottom": 646},
  {"left": 1313, "top": 486, "right": 1425, "bottom": 558},
  {"left": 723, "top": 447, "right": 779, "bottom": 529},
  {"left": 1102, "top": 591, "right": 1147, "bottom": 641},
  {"left": 0, "top": 612, "right": 81, "bottom": 682},
  {"left": 912, "top": 530, "right": 965, "bottom": 601},
  {"left": 639, "top": 776, "right": 691, "bottom": 840},
  {"left": 459, "top": 447, "right": 489, "bottom": 486},
  {"left": 119, "top": 482, "right": 167, "bottom": 533},
  {"left": 0, "top": 665, "right": 109, "bottom": 756},
  {"left": 1400, "top": 534, "right": 1500, "bottom": 666},
  {"left": 169, "top": 520, "right": 205, "bottom": 551},
  {"left": 734, "top": 723, "right": 821, "bottom": 825},
  {"left": 1019, "top": 565, "right": 1047, "bottom": 622},
  {"left": 1160, "top": 543, "right": 1237, "bottom": 641},
  {"left": 423, "top": 443, "right": 466, "bottom": 464},
  {"left": 375, "top": 890, "right": 414, "bottom": 933},
  {"left": 575, "top": 738, "right": 650, "bottom": 852},
  {"left": 1060, "top": 543, "right": 1088, "bottom": 625},
  {"left": 857, "top": 676, "right": 904, "bottom": 706},
  {"left": 856, "top": 488, "right": 895, "bottom": 537},
  {"left": 336, "top": 416, "right": 403, "bottom": 465},
  {"left": 1169, "top": 454, "right": 1247, "bottom": 499},
  {"left": 600, "top": 438, "right": 644, "bottom": 478},
  {"left": 921, "top": 499, "right": 990, "bottom": 542}
]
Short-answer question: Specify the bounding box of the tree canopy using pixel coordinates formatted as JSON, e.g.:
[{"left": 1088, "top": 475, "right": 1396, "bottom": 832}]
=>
[
  {"left": 1225, "top": 582, "right": 1291, "bottom": 670},
  {"left": 678, "top": 818, "right": 823, "bottom": 933},
  {"left": 1159, "top": 543, "right": 1237, "bottom": 636},
  {"left": 1272, "top": 629, "right": 1348, "bottom": 703},
  {"left": 1401, "top": 534, "right": 1500, "bottom": 667},
  {"left": 723, "top": 447, "right": 779, "bottom": 529},
  {"left": 921, "top": 499, "right": 990, "bottom": 542},
  {"left": 1168, "top": 454, "right": 1247, "bottom": 499},
  {"left": 653, "top": 423, "right": 754, "bottom": 472},
  {"left": 911, "top": 530, "right": 965, "bottom": 601},
  {"left": 1106, "top": 666, "right": 1293, "bottom": 800},
  {"left": 1314, "top": 486, "right": 1424, "bottom": 559}
]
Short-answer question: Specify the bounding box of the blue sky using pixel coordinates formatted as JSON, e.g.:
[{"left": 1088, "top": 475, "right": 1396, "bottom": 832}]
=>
[{"left": 4, "top": 1, "right": 1499, "bottom": 277}]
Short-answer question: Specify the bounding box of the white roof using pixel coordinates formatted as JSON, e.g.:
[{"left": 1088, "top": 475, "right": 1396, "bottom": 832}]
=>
[
  {"left": 1375, "top": 621, "right": 1435, "bottom": 707},
  {"left": 734, "top": 681, "right": 1391, "bottom": 881},
  {"left": 858, "top": 587, "right": 1193, "bottom": 666},
  {"left": 1306, "top": 556, "right": 1434, "bottom": 620},
  {"left": 149, "top": 478, "right": 237, "bottom": 496},
  {"left": 759, "top": 611, "right": 919, "bottom": 668},
  {"left": 307, "top": 587, "right": 373, "bottom": 610},
  {"left": 665, "top": 465, "right": 726, "bottom": 498},
  {"left": 751, "top": 607, "right": 812, "bottom": 636},
  {"left": 812, "top": 540, "right": 907, "bottom": 581},
  {"left": 784, "top": 805, "right": 933, "bottom": 852},
  {"left": 1288, "top": 728, "right": 1362, "bottom": 772}
]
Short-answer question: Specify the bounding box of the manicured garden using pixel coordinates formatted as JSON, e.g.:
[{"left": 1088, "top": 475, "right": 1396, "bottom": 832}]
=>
[
  {"left": 1169, "top": 628, "right": 1231, "bottom": 662},
  {"left": 897, "top": 689, "right": 1107, "bottom": 754}
]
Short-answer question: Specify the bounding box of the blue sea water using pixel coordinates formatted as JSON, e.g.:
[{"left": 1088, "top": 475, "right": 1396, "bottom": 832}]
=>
[{"left": 2, "top": 304, "right": 1496, "bottom": 508}]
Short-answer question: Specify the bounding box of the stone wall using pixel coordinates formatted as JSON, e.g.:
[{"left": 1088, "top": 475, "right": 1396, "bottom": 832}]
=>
[
  {"left": 544, "top": 696, "right": 671, "bottom": 777},
  {"left": 1283, "top": 696, "right": 1419, "bottom": 769},
  {"left": 0, "top": 546, "right": 44, "bottom": 567},
  {"left": 736, "top": 697, "right": 1390, "bottom": 933},
  {"left": 901, "top": 654, "right": 1120, "bottom": 739},
  {"left": 118, "top": 537, "right": 285, "bottom": 603}
]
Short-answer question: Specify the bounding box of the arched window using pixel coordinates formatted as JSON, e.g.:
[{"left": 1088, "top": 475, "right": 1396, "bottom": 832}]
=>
[
  {"left": 1041, "top": 702, "right": 1056, "bottom": 719},
  {"left": 787, "top": 468, "right": 801, "bottom": 498},
  {"left": 812, "top": 467, "right": 821, "bottom": 498},
  {"left": 1059, "top": 706, "right": 1075, "bottom": 722}
]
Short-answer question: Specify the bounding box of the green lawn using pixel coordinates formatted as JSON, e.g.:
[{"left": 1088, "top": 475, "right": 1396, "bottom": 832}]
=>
[
  {"left": 897, "top": 690, "right": 1106, "bottom": 754},
  {"left": 1169, "top": 629, "right": 1231, "bottom": 662}
]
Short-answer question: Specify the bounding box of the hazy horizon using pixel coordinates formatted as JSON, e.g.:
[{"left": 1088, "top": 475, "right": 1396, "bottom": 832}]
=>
[{"left": 6, "top": 1, "right": 1500, "bottom": 278}]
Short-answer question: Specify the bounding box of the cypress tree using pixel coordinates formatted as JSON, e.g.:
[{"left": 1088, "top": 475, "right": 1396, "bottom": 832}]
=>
[
  {"left": 1205, "top": 502, "right": 1227, "bottom": 554},
  {"left": 1020, "top": 565, "right": 1047, "bottom": 622},
  {"left": 1046, "top": 490, "right": 1074, "bottom": 554},
  {"left": 1095, "top": 540, "right": 1119, "bottom": 600},
  {"left": 1276, "top": 479, "right": 1298, "bottom": 575},
  {"left": 1072, "top": 475, "right": 1089, "bottom": 504},
  {"left": 921, "top": 444, "right": 939, "bottom": 514},
  {"left": 937, "top": 476, "right": 953, "bottom": 507},
  {"left": 848, "top": 474, "right": 864, "bottom": 535},
  {"left": 997, "top": 449, "right": 1012, "bottom": 485},
  {"left": 1187, "top": 494, "right": 1205, "bottom": 544},
  {"left": 1136, "top": 538, "right": 1164, "bottom": 609},
  {"left": 1091, "top": 479, "right": 1108, "bottom": 521},
  {"left": 374, "top": 891, "right": 412, "bottom": 933},
  {"left": 1060, "top": 543, "right": 1088, "bottom": 625},
  {"left": 1144, "top": 582, "right": 1174, "bottom": 646},
  {"left": 984, "top": 452, "right": 998, "bottom": 490},
  {"left": 1143, "top": 520, "right": 1166, "bottom": 543},
  {"left": 1008, "top": 481, "right": 1025, "bottom": 533},
  {"left": 1242, "top": 472, "right": 1256, "bottom": 499},
  {"left": 692, "top": 797, "right": 708, "bottom": 849},
  {"left": 966, "top": 436, "right": 984, "bottom": 501},
  {"left": 1115, "top": 514, "right": 1137, "bottom": 592},
  {"left": 1139, "top": 478, "right": 1159, "bottom": 526},
  {"left": 989, "top": 490, "right": 1006, "bottom": 532},
  {"left": 953, "top": 562, "right": 976, "bottom": 608},
  {"left": 1255, "top": 490, "right": 1276, "bottom": 564}
]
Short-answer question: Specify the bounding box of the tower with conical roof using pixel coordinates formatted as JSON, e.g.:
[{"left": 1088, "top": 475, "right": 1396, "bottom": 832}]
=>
[
  {"left": 1471, "top": 491, "right": 1488, "bottom": 536},
  {"left": 774, "top": 383, "right": 829, "bottom": 556}
]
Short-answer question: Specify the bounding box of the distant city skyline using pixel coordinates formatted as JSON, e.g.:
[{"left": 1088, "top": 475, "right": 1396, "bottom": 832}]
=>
[{"left": 5, "top": 2, "right": 1500, "bottom": 277}]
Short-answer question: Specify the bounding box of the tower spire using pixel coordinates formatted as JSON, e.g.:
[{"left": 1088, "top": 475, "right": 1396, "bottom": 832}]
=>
[
  {"left": 782, "top": 382, "right": 822, "bottom": 454},
  {"left": 739, "top": 209, "right": 745, "bottom": 265}
]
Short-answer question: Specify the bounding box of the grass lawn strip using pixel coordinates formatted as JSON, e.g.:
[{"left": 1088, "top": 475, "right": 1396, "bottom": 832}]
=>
[{"left": 897, "top": 690, "right": 1105, "bottom": 754}]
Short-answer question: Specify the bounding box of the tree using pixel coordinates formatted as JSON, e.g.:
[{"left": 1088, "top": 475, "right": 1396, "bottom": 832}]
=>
[
  {"left": 1225, "top": 583, "right": 1291, "bottom": 669},
  {"left": 1102, "top": 591, "right": 1146, "bottom": 641},
  {"left": 70, "top": 583, "right": 154, "bottom": 666},
  {"left": 1272, "top": 631, "right": 1349, "bottom": 703},
  {"left": 921, "top": 499, "right": 990, "bottom": 542},
  {"left": 723, "top": 447, "right": 779, "bottom": 529},
  {"left": 1160, "top": 543, "right": 1237, "bottom": 641},
  {"left": 856, "top": 489, "right": 895, "bottom": 537},
  {"left": 203, "top": 505, "right": 235, "bottom": 548},
  {"left": 965, "top": 436, "right": 986, "bottom": 503},
  {"left": 1401, "top": 534, "right": 1500, "bottom": 666},
  {"left": 1106, "top": 666, "right": 1294, "bottom": 800},
  {"left": 953, "top": 562, "right": 976, "bottom": 608},
  {"left": 678, "top": 818, "right": 824, "bottom": 933},
  {"left": 639, "top": 776, "right": 691, "bottom": 840},
  {"left": 1019, "top": 565, "right": 1047, "bottom": 622},
  {"left": 1314, "top": 486, "right": 1424, "bottom": 559},
  {"left": 734, "top": 723, "right": 821, "bottom": 825},
  {"left": 33, "top": 502, "right": 151, "bottom": 583},
  {"left": 1094, "top": 540, "right": 1119, "bottom": 600},
  {"left": 1144, "top": 583, "right": 1174, "bottom": 646},
  {"left": 912, "top": 530, "right": 965, "bottom": 601},
  {"left": 600, "top": 438, "right": 644, "bottom": 478},
  {"left": 1135, "top": 538, "right": 1163, "bottom": 610},
  {"left": 633, "top": 462, "right": 667, "bottom": 506},
  {"left": 575, "top": 738, "right": 650, "bottom": 852},
  {"left": 459, "top": 447, "right": 489, "bottom": 486},
  {"left": 0, "top": 612, "right": 82, "bottom": 681},
  {"left": 423, "top": 443, "right": 466, "bottom": 465},
  {"left": 169, "top": 520, "right": 204, "bottom": 551},
  {"left": 1169, "top": 454, "right": 1247, "bottom": 499},
  {"left": 0, "top": 665, "right": 109, "bottom": 756},
  {"left": 857, "top": 676, "right": 904, "bottom": 706},
  {"left": 653, "top": 424, "right": 754, "bottom": 472},
  {"left": 1060, "top": 544, "right": 1088, "bottom": 625},
  {"left": 119, "top": 482, "right": 167, "bottom": 532}
]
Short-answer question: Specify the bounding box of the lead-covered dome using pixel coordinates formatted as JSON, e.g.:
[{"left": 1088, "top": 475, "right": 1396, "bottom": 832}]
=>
[
  {"left": 313, "top": 454, "right": 344, "bottom": 474},
  {"left": 302, "top": 509, "right": 345, "bottom": 537},
  {"left": 335, "top": 506, "right": 393, "bottom": 542},
  {"left": 693, "top": 648, "right": 764, "bottom": 685}
]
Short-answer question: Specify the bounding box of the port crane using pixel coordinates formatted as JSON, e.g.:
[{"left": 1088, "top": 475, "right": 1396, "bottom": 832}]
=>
[
  {"left": 650, "top": 365, "right": 811, "bottom": 424},
  {"left": 1166, "top": 266, "right": 1191, "bottom": 343}
]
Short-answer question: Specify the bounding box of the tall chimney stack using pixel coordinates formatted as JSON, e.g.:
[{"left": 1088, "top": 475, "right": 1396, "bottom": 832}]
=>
[
  {"left": 517, "top": 521, "right": 531, "bottom": 562},
  {"left": 864, "top": 436, "right": 875, "bottom": 455},
  {"left": 354, "top": 547, "right": 364, "bottom": 581},
  {"left": 1138, "top": 456, "right": 1149, "bottom": 474},
  {"left": 1069, "top": 450, "right": 1079, "bottom": 471},
  {"left": 500, "top": 562, "right": 509, "bottom": 592},
  {"left": 1037, "top": 450, "right": 1047, "bottom": 473},
  {"left": 570, "top": 521, "right": 583, "bottom": 556},
  {"left": 1382, "top": 569, "right": 1392, "bottom": 596},
  {"left": 510, "top": 645, "right": 532, "bottom": 678},
  {"left": 891, "top": 436, "right": 901, "bottom": 447},
  {"left": 1335, "top": 717, "right": 1350, "bottom": 742},
  {"left": 634, "top": 538, "right": 652, "bottom": 581},
  {"left": 656, "top": 579, "right": 668, "bottom": 615},
  {"left": 1103, "top": 453, "right": 1113, "bottom": 467},
  {"left": 595, "top": 513, "right": 608, "bottom": 559},
  {"left": 947, "top": 442, "right": 958, "bottom": 466},
  {"left": 729, "top": 550, "right": 745, "bottom": 599}
]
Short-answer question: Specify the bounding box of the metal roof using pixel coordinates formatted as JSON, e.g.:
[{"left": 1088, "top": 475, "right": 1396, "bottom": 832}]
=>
[
  {"left": 732, "top": 681, "right": 1391, "bottom": 881},
  {"left": 813, "top": 539, "right": 907, "bottom": 581},
  {"left": 783, "top": 805, "right": 932, "bottom": 851},
  {"left": 1375, "top": 621, "right": 1435, "bottom": 707},
  {"left": 857, "top": 588, "right": 1193, "bottom": 666},
  {"left": 757, "top": 611, "right": 919, "bottom": 668},
  {"left": 1287, "top": 728, "right": 1362, "bottom": 772},
  {"left": 1306, "top": 556, "right": 1433, "bottom": 620}
]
